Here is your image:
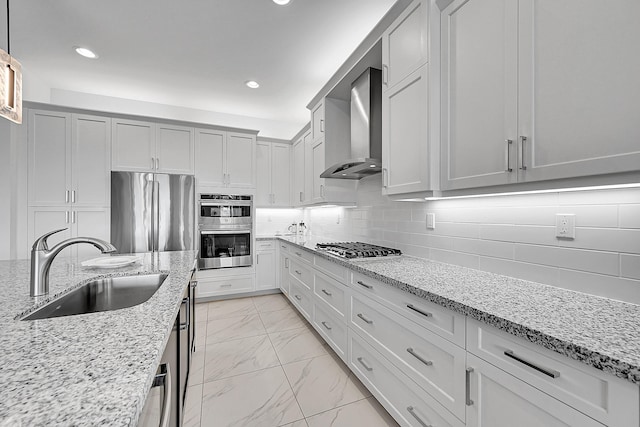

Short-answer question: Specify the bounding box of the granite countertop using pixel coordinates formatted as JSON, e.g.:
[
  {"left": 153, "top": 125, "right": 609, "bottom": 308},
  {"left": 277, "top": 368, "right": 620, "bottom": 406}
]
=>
[
  {"left": 0, "top": 250, "right": 198, "bottom": 426},
  {"left": 272, "top": 236, "right": 640, "bottom": 386}
]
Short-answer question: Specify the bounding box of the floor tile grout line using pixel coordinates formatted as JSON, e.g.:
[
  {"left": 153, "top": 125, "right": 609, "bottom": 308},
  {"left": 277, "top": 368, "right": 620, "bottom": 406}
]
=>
[{"left": 303, "top": 395, "right": 374, "bottom": 423}]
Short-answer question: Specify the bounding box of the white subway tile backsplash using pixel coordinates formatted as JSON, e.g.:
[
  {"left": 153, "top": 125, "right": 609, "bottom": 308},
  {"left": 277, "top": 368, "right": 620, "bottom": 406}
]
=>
[
  {"left": 558, "top": 187, "right": 640, "bottom": 205},
  {"left": 559, "top": 205, "right": 619, "bottom": 228},
  {"left": 558, "top": 228, "right": 640, "bottom": 254},
  {"left": 619, "top": 204, "right": 640, "bottom": 229},
  {"left": 621, "top": 254, "right": 640, "bottom": 280},
  {"left": 429, "top": 222, "right": 480, "bottom": 239},
  {"left": 430, "top": 249, "right": 479, "bottom": 269},
  {"left": 479, "top": 224, "right": 516, "bottom": 242},
  {"left": 452, "top": 238, "right": 514, "bottom": 260},
  {"left": 478, "top": 257, "right": 559, "bottom": 286},
  {"left": 556, "top": 269, "right": 640, "bottom": 305},
  {"left": 514, "top": 244, "right": 619, "bottom": 276}
]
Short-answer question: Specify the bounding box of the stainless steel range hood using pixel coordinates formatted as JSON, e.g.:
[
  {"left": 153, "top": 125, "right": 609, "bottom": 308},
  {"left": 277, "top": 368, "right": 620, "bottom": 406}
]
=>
[{"left": 321, "top": 68, "right": 382, "bottom": 179}]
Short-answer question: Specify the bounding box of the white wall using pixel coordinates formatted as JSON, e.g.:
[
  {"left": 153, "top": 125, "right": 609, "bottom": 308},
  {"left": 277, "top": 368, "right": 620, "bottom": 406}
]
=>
[
  {"left": 256, "top": 208, "right": 302, "bottom": 236},
  {"left": 305, "top": 175, "right": 640, "bottom": 305}
]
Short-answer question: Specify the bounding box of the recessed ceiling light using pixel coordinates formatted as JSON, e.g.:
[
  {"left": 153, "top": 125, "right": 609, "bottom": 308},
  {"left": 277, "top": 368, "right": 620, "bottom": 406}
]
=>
[
  {"left": 75, "top": 47, "right": 98, "bottom": 59},
  {"left": 273, "top": 0, "right": 291, "bottom": 5},
  {"left": 369, "top": 164, "right": 376, "bottom": 167},
  {"left": 245, "top": 80, "right": 260, "bottom": 89}
]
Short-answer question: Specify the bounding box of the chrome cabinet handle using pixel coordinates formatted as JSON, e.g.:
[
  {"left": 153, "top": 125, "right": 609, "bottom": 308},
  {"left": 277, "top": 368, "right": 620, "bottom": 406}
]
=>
[
  {"left": 295, "top": 252, "right": 302, "bottom": 256},
  {"left": 157, "top": 363, "right": 172, "bottom": 427},
  {"left": 406, "top": 304, "right": 432, "bottom": 318},
  {"left": 220, "top": 283, "right": 232, "bottom": 288},
  {"left": 190, "top": 280, "right": 198, "bottom": 288},
  {"left": 320, "top": 184, "right": 324, "bottom": 198},
  {"left": 320, "top": 119, "right": 324, "bottom": 133},
  {"left": 151, "top": 157, "right": 155, "bottom": 170},
  {"left": 284, "top": 258, "right": 289, "bottom": 268},
  {"left": 156, "top": 158, "right": 159, "bottom": 170},
  {"left": 71, "top": 211, "right": 76, "bottom": 224},
  {"left": 294, "top": 294, "right": 302, "bottom": 301},
  {"left": 65, "top": 190, "right": 69, "bottom": 203},
  {"left": 321, "top": 321, "right": 332, "bottom": 330},
  {"left": 505, "top": 139, "right": 513, "bottom": 172},
  {"left": 179, "top": 297, "right": 190, "bottom": 330},
  {"left": 321, "top": 289, "right": 332, "bottom": 296},
  {"left": 519, "top": 136, "right": 527, "bottom": 170},
  {"left": 65, "top": 211, "right": 69, "bottom": 224},
  {"left": 382, "top": 64, "right": 389, "bottom": 85},
  {"left": 407, "top": 406, "right": 432, "bottom": 427},
  {"left": 256, "top": 254, "right": 259, "bottom": 264},
  {"left": 357, "top": 313, "right": 373, "bottom": 324},
  {"left": 406, "top": 347, "right": 433, "bottom": 367},
  {"left": 299, "top": 191, "right": 303, "bottom": 202},
  {"left": 357, "top": 280, "right": 373, "bottom": 289},
  {"left": 294, "top": 270, "right": 301, "bottom": 275},
  {"left": 382, "top": 168, "right": 388, "bottom": 188},
  {"left": 357, "top": 356, "right": 373, "bottom": 371},
  {"left": 466, "top": 367, "right": 474, "bottom": 406},
  {"left": 504, "top": 350, "right": 560, "bottom": 378}
]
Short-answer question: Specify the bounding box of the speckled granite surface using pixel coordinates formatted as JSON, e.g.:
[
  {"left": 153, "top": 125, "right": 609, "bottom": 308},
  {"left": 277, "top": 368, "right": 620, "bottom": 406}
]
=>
[
  {"left": 0, "top": 251, "right": 197, "bottom": 426},
  {"left": 275, "top": 236, "right": 640, "bottom": 386}
]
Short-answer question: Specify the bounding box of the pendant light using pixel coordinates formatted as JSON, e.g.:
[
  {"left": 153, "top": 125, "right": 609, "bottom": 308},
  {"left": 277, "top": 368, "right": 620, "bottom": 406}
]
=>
[{"left": 0, "top": 0, "right": 21, "bottom": 124}]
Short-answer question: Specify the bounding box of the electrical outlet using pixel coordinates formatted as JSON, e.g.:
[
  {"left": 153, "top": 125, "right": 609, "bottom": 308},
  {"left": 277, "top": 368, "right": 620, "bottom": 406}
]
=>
[
  {"left": 426, "top": 213, "right": 436, "bottom": 230},
  {"left": 336, "top": 215, "right": 340, "bottom": 225},
  {"left": 555, "top": 214, "right": 576, "bottom": 239}
]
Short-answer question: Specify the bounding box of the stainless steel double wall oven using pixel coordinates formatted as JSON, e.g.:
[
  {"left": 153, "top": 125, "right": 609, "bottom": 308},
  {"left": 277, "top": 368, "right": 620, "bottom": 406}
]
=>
[{"left": 198, "top": 194, "right": 253, "bottom": 269}]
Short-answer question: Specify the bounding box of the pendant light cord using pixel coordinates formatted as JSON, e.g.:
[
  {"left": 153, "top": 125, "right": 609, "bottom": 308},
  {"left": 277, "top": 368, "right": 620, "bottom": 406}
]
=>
[{"left": 6, "top": 0, "right": 10, "bottom": 54}]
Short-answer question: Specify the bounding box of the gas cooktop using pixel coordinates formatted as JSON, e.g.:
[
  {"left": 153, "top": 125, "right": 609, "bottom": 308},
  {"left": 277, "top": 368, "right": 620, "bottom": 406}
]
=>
[{"left": 315, "top": 242, "right": 402, "bottom": 259}]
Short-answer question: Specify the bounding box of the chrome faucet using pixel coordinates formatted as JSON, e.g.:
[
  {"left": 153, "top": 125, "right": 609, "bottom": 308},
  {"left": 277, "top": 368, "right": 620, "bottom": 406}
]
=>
[{"left": 30, "top": 228, "right": 117, "bottom": 297}]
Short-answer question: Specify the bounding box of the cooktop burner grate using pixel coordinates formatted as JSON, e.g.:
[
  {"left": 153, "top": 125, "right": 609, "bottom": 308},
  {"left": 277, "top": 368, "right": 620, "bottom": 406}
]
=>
[{"left": 316, "top": 242, "right": 402, "bottom": 259}]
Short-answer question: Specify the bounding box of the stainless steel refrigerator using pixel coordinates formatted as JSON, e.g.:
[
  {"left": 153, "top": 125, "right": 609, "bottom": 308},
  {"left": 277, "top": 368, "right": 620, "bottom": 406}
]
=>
[{"left": 111, "top": 171, "right": 195, "bottom": 253}]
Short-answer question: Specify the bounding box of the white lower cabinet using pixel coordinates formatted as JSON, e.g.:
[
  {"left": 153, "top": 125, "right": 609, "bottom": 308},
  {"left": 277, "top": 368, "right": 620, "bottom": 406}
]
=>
[
  {"left": 277, "top": 242, "right": 290, "bottom": 296},
  {"left": 313, "top": 301, "right": 348, "bottom": 362},
  {"left": 256, "top": 241, "right": 276, "bottom": 291},
  {"left": 349, "top": 329, "right": 465, "bottom": 427},
  {"left": 196, "top": 271, "right": 254, "bottom": 299},
  {"left": 289, "top": 278, "right": 312, "bottom": 320},
  {"left": 466, "top": 354, "right": 603, "bottom": 427}
]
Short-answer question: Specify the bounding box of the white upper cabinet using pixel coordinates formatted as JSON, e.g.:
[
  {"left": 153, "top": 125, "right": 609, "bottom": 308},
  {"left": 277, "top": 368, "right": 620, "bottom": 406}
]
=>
[
  {"left": 311, "top": 139, "right": 325, "bottom": 203},
  {"left": 195, "top": 128, "right": 226, "bottom": 187},
  {"left": 156, "top": 124, "right": 194, "bottom": 174},
  {"left": 29, "top": 110, "right": 111, "bottom": 207},
  {"left": 517, "top": 0, "right": 640, "bottom": 182},
  {"left": 441, "top": 0, "right": 640, "bottom": 191},
  {"left": 311, "top": 100, "right": 324, "bottom": 142},
  {"left": 255, "top": 141, "right": 291, "bottom": 207},
  {"left": 112, "top": 118, "right": 195, "bottom": 174},
  {"left": 195, "top": 129, "right": 256, "bottom": 189},
  {"left": 292, "top": 133, "right": 307, "bottom": 206},
  {"left": 441, "top": 0, "right": 519, "bottom": 190},
  {"left": 382, "top": 0, "right": 428, "bottom": 91}
]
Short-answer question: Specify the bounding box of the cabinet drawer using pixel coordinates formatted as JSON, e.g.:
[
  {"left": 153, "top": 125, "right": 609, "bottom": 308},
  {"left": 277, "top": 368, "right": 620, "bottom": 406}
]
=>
[
  {"left": 255, "top": 240, "right": 275, "bottom": 250},
  {"left": 467, "top": 319, "right": 639, "bottom": 427},
  {"left": 351, "top": 292, "right": 466, "bottom": 420},
  {"left": 314, "top": 255, "right": 348, "bottom": 283},
  {"left": 350, "top": 272, "right": 466, "bottom": 347},
  {"left": 196, "top": 276, "right": 254, "bottom": 297},
  {"left": 290, "top": 246, "right": 314, "bottom": 264},
  {"left": 313, "top": 270, "right": 347, "bottom": 319},
  {"left": 349, "top": 329, "right": 464, "bottom": 427},
  {"left": 289, "top": 259, "right": 313, "bottom": 290},
  {"left": 278, "top": 242, "right": 290, "bottom": 252},
  {"left": 313, "top": 302, "right": 347, "bottom": 361},
  {"left": 289, "top": 278, "right": 312, "bottom": 320}
]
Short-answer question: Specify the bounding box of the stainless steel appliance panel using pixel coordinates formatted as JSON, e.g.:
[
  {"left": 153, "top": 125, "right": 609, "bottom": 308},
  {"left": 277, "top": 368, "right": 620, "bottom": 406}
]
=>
[
  {"left": 157, "top": 174, "right": 195, "bottom": 252},
  {"left": 111, "top": 172, "right": 153, "bottom": 253},
  {"left": 198, "top": 229, "right": 252, "bottom": 269}
]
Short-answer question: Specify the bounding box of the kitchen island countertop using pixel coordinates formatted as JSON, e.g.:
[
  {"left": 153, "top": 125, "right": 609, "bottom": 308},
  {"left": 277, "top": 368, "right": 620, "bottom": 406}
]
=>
[
  {"left": 271, "top": 235, "right": 640, "bottom": 386},
  {"left": 0, "top": 250, "right": 198, "bottom": 426}
]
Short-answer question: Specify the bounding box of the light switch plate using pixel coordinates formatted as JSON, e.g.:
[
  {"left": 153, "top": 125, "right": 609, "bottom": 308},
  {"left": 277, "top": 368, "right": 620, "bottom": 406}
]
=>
[
  {"left": 426, "top": 213, "right": 436, "bottom": 230},
  {"left": 555, "top": 214, "right": 576, "bottom": 239}
]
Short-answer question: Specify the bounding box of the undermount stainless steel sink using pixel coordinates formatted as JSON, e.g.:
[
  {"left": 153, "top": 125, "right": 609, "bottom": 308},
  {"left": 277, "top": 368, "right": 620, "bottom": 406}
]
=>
[{"left": 22, "top": 273, "right": 169, "bottom": 320}]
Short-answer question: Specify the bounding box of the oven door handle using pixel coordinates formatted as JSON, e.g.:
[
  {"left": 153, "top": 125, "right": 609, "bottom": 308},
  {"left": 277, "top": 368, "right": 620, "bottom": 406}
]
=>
[
  {"left": 199, "top": 201, "right": 252, "bottom": 207},
  {"left": 200, "top": 230, "right": 252, "bottom": 235}
]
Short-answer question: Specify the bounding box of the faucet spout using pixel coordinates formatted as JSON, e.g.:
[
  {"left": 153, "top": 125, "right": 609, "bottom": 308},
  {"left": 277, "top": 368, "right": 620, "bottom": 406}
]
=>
[{"left": 30, "top": 229, "right": 117, "bottom": 297}]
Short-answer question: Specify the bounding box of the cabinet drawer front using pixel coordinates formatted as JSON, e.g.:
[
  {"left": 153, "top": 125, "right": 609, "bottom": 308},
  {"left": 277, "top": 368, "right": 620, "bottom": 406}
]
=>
[
  {"left": 255, "top": 240, "right": 275, "bottom": 250},
  {"left": 313, "top": 302, "right": 347, "bottom": 361},
  {"left": 314, "top": 255, "right": 348, "bottom": 283},
  {"left": 467, "top": 319, "right": 639, "bottom": 426},
  {"left": 349, "top": 330, "right": 464, "bottom": 427},
  {"left": 350, "top": 272, "right": 465, "bottom": 347},
  {"left": 288, "top": 259, "right": 313, "bottom": 290},
  {"left": 278, "top": 242, "right": 290, "bottom": 253},
  {"left": 289, "top": 279, "right": 312, "bottom": 320},
  {"left": 290, "top": 246, "right": 314, "bottom": 264},
  {"left": 351, "top": 293, "right": 466, "bottom": 420},
  {"left": 196, "top": 276, "right": 253, "bottom": 297},
  {"left": 314, "top": 271, "right": 347, "bottom": 318}
]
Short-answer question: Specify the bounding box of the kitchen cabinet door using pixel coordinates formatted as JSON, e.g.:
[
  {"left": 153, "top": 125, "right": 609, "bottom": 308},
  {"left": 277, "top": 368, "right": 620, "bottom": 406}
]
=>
[
  {"left": 73, "top": 208, "right": 110, "bottom": 260},
  {"left": 311, "top": 139, "right": 325, "bottom": 203},
  {"left": 111, "top": 119, "right": 156, "bottom": 172},
  {"left": 382, "top": 66, "right": 430, "bottom": 195},
  {"left": 440, "top": 0, "right": 518, "bottom": 190},
  {"left": 292, "top": 136, "right": 306, "bottom": 206},
  {"left": 256, "top": 250, "right": 276, "bottom": 290},
  {"left": 28, "top": 207, "right": 73, "bottom": 259},
  {"left": 195, "top": 129, "right": 226, "bottom": 187},
  {"left": 466, "top": 354, "right": 602, "bottom": 427},
  {"left": 28, "top": 110, "right": 71, "bottom": 206},
  {"left": 311, "top": 100, "right": 324, "bottom": 142},
  {"left": 271, "top": 143, "right": 291, "bottom": 206},
  {"left": 303, "top": 131, "right": 314, "bottom": 204},
  {"left": 278, "top": 246, "right": 290, "bottom": 296},
  {"left": 517, "top": 0, "right": 640, "bottom": 182},
  {"left": 226, "top": 132, "right": 255, "bottom": 188},
  {"left": 255, "top": 141, "right": 272, "bottom": 206},
  {"left": 382, "top": 0, "right": 428, "bottom": 91},
  {"left": 156, "top": 124, "right": 194, "bottom": 174},
  {"left": 71, "top": 114, "right": 111, "bottom": 207}
]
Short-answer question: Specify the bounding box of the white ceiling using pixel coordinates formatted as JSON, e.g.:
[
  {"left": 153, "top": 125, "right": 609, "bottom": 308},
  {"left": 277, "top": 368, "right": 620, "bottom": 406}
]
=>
[{"left": 8, "top": 0, "right": 397, "bottom": 138}]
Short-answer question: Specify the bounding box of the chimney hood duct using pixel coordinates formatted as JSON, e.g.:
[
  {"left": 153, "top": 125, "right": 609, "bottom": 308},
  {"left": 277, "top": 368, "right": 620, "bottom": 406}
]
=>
[{"left": 320, "top": 68, "right": 382, "bottom": 180}]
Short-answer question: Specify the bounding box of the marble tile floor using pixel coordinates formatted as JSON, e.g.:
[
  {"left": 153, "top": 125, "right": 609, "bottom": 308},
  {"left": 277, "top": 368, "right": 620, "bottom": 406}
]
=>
[{"left": 185, "top": 293, "right": 398, "bottom": 427}]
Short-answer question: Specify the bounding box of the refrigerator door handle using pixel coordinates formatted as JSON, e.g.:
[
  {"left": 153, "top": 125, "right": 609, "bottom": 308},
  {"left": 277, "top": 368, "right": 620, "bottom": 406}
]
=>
[{"left": 154, "top": 179, "right": 160, "bottom": 252}]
